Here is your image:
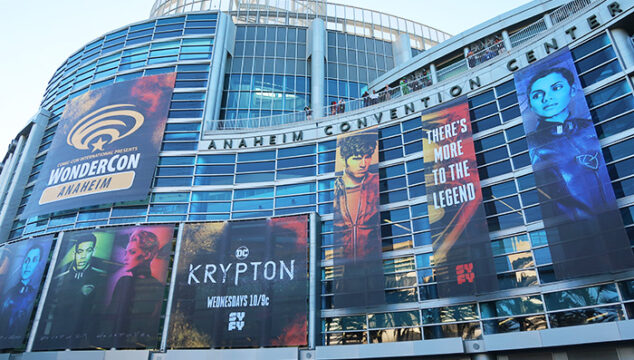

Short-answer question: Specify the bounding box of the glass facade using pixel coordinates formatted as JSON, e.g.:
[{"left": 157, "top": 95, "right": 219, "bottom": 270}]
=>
[
  {"left": 220, "top": 25, "right": 311, "bottom": 124},
  {"left": 1, "top": 0, "right": 633, "bottom": 357}
]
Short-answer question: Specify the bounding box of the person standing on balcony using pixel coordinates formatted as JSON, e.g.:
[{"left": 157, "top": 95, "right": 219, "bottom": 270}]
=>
[
  {"left": 362, "top": 91, "right": 369, "bottom": 107},
  {"left": 338, "top": 99, "right": 346, "bottom": 114},
  {"left": 304, "top": 106, "right": 312, "bottom": 121},
  {"left": 331, "top": 101, "right": 338, "bottom": 115}
]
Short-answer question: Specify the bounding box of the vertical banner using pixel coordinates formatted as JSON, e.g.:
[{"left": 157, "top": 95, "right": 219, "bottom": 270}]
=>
[
  {"left": 23, "top": 73, "right": 176, "bottom": 217},
  {"left": 422, "top": 97, "right": 498, "bottom": 297},
  {"left": 168, "top": 216, "right": 308, "bottom": 348},
  {"left": 0, "top": 235, "right": 54, "bottom": 349},
  {"left": 332, "top": 127, "right": 385, "bottom": 308},
  {"left": 34, "top": 225, "right": 173, "bottom": 350},
  {"left": 514, "top": 48, "right": 633, "bottom": 279}
]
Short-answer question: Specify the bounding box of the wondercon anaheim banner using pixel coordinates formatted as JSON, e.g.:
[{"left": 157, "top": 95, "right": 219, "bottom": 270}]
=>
[
  {"left": 513, "top": 48, "right": 634, "bottom": 279},
  {"left": 23, "top": 73, "right": 176, "bottom": 217},
  {"left": 332, "top": 127, "right": 385, "bottom": 308},
  {"left": 0, "top": 235, "right": 54, "bottom": 349},
  {"left": 421, "top": 97, "right": 497, "bottom": 297},
  {"left": 168, "top": 216, "right": 308, "bottom": 348},
  {"left": 33, "top": 225, "right": 173, "bottom": 350}
]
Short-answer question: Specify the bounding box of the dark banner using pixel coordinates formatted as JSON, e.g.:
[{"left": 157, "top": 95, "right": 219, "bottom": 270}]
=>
[
  {"left": 0, "top": 235, "right": 54, "bottom": 349},
  {"left": 34, "top": 225, "right": 173, "bottom": 350},
  {"left": 514, "top": 48, "right": 633, "bottom": 279},
  {"left": 332, "top": 127, "right": 385, "bottom": 308},
  {"left": 422, "top": 97, "right": 497, "bottom": 297},
  {"left": 168, "top": 216, "right": 308, "bottom": 348},
  {"left": 24, "top": 73, "right": 176, "bottom": 217}
]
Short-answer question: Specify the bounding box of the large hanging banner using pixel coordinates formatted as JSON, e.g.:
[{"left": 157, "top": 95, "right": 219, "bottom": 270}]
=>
[
  {"left": 422, "top": 97, "right": 498, "bottom": 297},
  {"left": 34, "top": 225, "right": 173, "bottom": 350},
  {"left": 24, "top": 73, "right": 176, "bottom": 217},
  {"left": 0, "top": 235, "right": 54, "bottom": 349},
  {"left": 514, "top": 48, "right": 633, "bottom": 279},
  {"left": 168, "top": 216, "right": 308, "bottom": 348},
  {"left": 332, "top": 127, "right": 385, "bottom": 308}
]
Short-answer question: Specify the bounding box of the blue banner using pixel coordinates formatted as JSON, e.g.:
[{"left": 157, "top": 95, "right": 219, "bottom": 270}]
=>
[
  {"left": 24, "top": 73, "right": 176, "bottom": 217},
  {"left": 514, "top": 48, "right": 633, "bottom": 279}
]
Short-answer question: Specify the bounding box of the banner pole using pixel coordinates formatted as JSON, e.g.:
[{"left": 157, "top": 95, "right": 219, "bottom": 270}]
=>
[
  {"left": 160, "top": 223, "right": 184, "bottom": 352},
  {"left": 26, "top": 231, "right": 65, "bottom": 352},
  {"left": 308, "top": 212, "right": 321, "bottom": 349}
]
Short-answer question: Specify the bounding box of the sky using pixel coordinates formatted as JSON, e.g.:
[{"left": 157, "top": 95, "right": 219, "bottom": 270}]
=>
[{"left": 0, "top": 0, "right": 532, "bottom": 159}]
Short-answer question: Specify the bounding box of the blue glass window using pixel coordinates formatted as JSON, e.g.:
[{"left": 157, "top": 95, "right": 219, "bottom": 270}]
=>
[
  {"left": 191, "top": 191, "right": 232, "bottom": 201},
  {"left": 190, "top": 202, "right": 231, "bottom": 213},
  {"left": 277, "top": 167, "right": 315, "bottom": 179},
  {"left": 197, "top": 154, "right": 235, "bottom": 163}
]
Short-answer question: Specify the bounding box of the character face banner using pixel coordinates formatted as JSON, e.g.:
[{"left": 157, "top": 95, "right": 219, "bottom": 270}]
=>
[
  {"left": 0, "top": 235, "right": 54, "bottom": 349},
  {"left": 33, "top": 225, "right": 173, "bottom": 350},
  {"left": 168, "top": 216, "right": 308, "bottom": 348},
  {"left": 24, "top": 73, "right": 176, "bottom": 217},
  {"left": 514, "top": 48, "right": 633, "bottom": 279},
  {"left": 332, "top": 127, "right": 385, "bottom": 308},
  {"left": 421, "top": 97, "right": 498, "bottom": 297}
]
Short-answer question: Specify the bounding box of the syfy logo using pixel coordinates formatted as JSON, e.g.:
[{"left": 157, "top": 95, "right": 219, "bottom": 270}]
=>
[
  {"left": 456, "top": 263, "right": 475, "bottom": 284},
  {"left": 228, "top": 312, "right": 245, "bottom": 331}
]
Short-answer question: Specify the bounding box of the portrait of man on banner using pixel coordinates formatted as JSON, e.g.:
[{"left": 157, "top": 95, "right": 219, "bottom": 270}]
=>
[
  {"left": 332, "top": 127, "right": 385, "bottom": 308},
  {"left": 0, "top": 236, "right": 53, "bottom": 350},
  {"left": 34, "top": 225, "right": 173, "bottom": 351},
  {"left": 514, "top": 48, "right": 633, "bottom": 279}
]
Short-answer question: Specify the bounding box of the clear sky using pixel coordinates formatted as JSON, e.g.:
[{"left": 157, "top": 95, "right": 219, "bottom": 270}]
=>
[{"left": 0, "top": 0, "right": 532, "bottom": 159}]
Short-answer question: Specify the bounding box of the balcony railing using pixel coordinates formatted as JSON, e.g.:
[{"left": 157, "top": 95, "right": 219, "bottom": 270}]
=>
[
  {"left": 436, "top": 59, "right": 468, "bottom": 83},
  {"left": 510, "top": 18, "right": 548, "bottom": 47},
  {"left": 217, "top": 74, "right": 433, "bottom": 130},
  {"left": 550, "top": 0, "right": 594, "bottom": 24},
  {"left": 467, "top": 41, "right": 507, "bottom": 68}
]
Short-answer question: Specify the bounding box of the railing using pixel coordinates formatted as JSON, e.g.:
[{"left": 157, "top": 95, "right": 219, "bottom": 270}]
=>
[
  {"left": 467, "top": 41, "right": 506, "bottom": 68},
  {"left": 436, "top": 59, "right": 468, "bottom": 83},
  {"left": 509, "top": 18, "right": 547, "bottom": 47},
  {"left": 217, "top": 74, "right": 433, "bottom": 130},
  {"left": 550, "top": 0, "right": 594, "bottom": 24}
]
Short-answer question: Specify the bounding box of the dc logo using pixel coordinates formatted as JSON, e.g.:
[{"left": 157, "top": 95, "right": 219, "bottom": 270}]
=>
[{"left": 235, "top": 246, "right": 249, "bottom": 260}]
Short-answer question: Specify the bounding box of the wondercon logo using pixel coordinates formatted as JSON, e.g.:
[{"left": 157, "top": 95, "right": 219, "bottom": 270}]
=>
[{"left": 66, "top": 104, "right": 144, "bottom": 152}]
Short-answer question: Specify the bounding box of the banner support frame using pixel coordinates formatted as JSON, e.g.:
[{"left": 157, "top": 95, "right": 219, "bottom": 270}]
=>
[
  {"left": 160, "top": 222, "right": 184, "bottom": 352},
  {"left": 26, "top": 231, "right": 66, "bottom": 352},
  {"left": 309, "top": 212, "right": 321, "bottom": 349}
]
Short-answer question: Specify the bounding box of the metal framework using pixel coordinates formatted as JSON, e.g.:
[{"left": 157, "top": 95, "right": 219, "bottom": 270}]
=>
[{"left": 149, "top": 0, "right": 451, "bottom": 51}]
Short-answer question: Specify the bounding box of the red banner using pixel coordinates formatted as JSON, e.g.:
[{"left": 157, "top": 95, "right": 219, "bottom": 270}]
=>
[{"left": 422, "top": 97, "right": 498, "bottom": 297}]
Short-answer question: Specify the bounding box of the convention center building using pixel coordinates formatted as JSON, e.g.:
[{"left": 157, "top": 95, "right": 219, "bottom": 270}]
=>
[{"left": 0, "top": 0, "right": 633, "bottom": 359}]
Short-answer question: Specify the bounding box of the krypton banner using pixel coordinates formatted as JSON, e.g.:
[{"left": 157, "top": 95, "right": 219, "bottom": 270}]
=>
[
  {"left": 24, "top": 73, "right": 176, "bottom": 217},
  {"left": 513, "top": 48, "right": 633, "bottom": 279},
  {"left": 332, "top": 127, "right": 385, "bottom": 308},
  {"left": 34, "top": 225, "right": 173, "bottom": 350},
  {"left": 422, "top": 97, "right": 498, "bottom": 297},
  {"left": 0, "top": 235, "right": 54, "bottom": 350},
  {"left": 168, "top": 216, "right": 308, "bottom": 348}
]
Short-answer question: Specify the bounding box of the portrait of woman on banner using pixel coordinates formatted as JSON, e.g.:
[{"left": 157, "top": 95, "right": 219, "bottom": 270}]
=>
[{"left": 105, "top": 226, "right": 171, "bottom": 348}]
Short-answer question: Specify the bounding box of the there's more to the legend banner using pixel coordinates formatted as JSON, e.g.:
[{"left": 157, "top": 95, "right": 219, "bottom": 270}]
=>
[{"left": 422, "top": 98, "right": 497, "bottom": 297}]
